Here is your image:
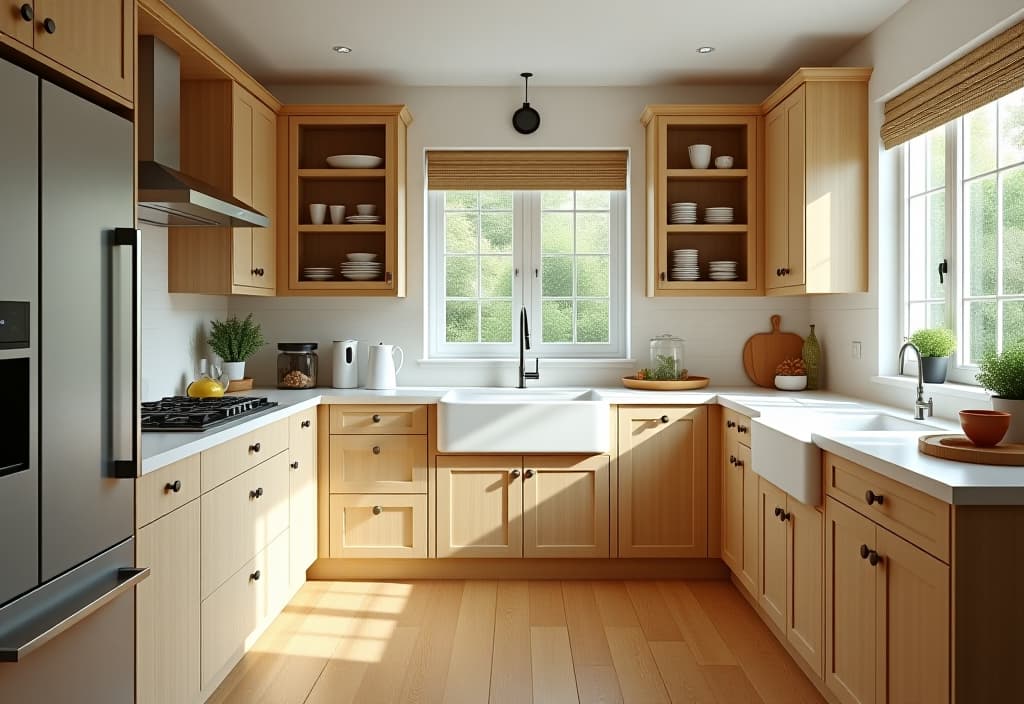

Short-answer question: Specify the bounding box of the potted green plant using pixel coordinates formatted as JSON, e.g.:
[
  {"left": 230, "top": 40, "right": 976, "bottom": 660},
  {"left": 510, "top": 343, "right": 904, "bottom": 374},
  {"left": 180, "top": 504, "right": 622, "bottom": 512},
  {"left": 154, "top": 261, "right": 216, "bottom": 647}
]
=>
[
  {"left": 976, "top": 340, "right": 1024, "bottom": 443},
  {"left": 208, "top": 314, "right": 265, "bottom": 381},
  {"left": 908, "top": 327, "right": 957, "bottom": 383}
]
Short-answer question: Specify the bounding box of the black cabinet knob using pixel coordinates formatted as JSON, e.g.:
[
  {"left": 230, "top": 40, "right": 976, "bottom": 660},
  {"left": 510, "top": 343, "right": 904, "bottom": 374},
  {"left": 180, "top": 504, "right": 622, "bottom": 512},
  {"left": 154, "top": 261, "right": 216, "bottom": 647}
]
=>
[
  {"left": 42, "top": 17, "right": 55, "bottom": 33},
  {"left": 250, "top": 570, "right": 261, "bottom": 581},
  {"left": 729, "top": 455, "right": 737, "bottom": 465},
  {"left": 737, "top": 424, "right": 748, "bottom": 434},
  {"left": 165, "top": 480, "right": 182, "bottom": 493},
  {"left": 510, "top": 469, "right": 521, "bottom": 479},
  {"left": 301, "top": 420, "right": 311, "bottom": 428},
  {"left": 859, "top": 544, "right": 881, "bottom": 565},
  {"left": 372, "top": 505, "right": 383, "bottom": 515},
  {"left": 372, "top": 414, "right": 382, "bottom": 423},
  {"left": 251, "top": 267, "right": 264, "bottom": 277},
  {"left": 775, "top": 507, "right": 783, "bottom": 518},
  {"left": 290, "top": 461, "right": 300, "bottom": 470},
  {"left": 19, "top": 4, "right": 33, "bottom": 21},
  {"left": 249, "top": 442, "right": 261, "bottom": 453},
  {"left": 372, "top": 445, "right": 381, "bottom": 455},
  {"left": 776, "top": 268, "right": 782, "bottom": 276},
  {"left": 735, "top": 458, "right": 744, "bottom": 468},
  {"left": 726, "top": 420, "right": 736, "bottom": 429},
  {"left": 250, "top": 487, "right": 264, "bottom": 499},
  {"left": 865, "top": 490, "right": 884, "bottom": 506},
  {"left": 660, "top": 415, "right": 670, "bottom": 424},
  {"left": 660, "top": 272, "right": 666, "bottom": 281},
  {"left": 524, "top": 469, "right": 534, "bottom": 479}
]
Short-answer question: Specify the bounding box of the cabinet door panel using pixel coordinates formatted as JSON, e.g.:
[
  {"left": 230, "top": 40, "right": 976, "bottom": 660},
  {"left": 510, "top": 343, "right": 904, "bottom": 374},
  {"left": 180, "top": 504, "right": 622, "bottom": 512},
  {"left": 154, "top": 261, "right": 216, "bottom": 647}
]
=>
[
  {"left": 231, "top": 227, "right": 254, "bottom": 287},
  {"left": 721, "top": 439, "right": 743, "bottom": 575},
  {"left": 437, "top": 456, "right": 523, "bottom": 558},
  {"left": 523, "top": 455, "right": 609, "bottom": 558},
  {"left": 759, "top": 478, "right": 788, "bottom": 632},
  {"left": 618, "top": 406, "right": 708, "bottom": 557},
  {"left": 289, "top": 409, "right": 317, "bottom": 587},
  {"left": 786, "top": 87, "right": 807, "bottom": 287},
  {"left": 250, "top": 95, "right": 276, "bottom": 288},
  {"left": 765, "top": 102, "right": 788, "bottom": 289},
  {"left": 32, "top": 0, "right": 133, "bottom": 99},
  {"left": 330, "top": 434, "right": 427, "bottom": 493},
  {"left": 231, "top": 86, "right": 254, "bottom": 204},
  {"left": 875, "top": 527, "right": 949, "bottom": 704},
  {"left": 329, "top": 494, "right": 426, "bottom": 558},
  {"left": 826, "top": 497, "right": 878, "bottom": 704},
  {"left": 740, "top": 452, "right": 760, "bottom": 596},
  {"left": 788, "top": 499, "right": 823, "bottom": 679}
]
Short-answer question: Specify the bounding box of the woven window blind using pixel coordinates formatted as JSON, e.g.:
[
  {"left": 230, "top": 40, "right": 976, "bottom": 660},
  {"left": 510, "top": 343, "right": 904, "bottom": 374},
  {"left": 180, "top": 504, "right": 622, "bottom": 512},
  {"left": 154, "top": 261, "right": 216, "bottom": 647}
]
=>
[
  {"left": 881, "top": 19, "right": 1024, "bottom": 149},
  {"left": 426, "top": 150, "right": 628, "bottom": 190}
]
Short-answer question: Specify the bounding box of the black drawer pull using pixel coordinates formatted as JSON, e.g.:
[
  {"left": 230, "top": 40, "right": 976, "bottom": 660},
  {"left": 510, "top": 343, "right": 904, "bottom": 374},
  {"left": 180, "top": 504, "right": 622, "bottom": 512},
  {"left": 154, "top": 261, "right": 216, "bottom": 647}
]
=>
[
  {"left": 249, "top": 442, "right": 261, "bottom": 453},
  {"left": 165, "top": 480, "right": 182, "bottom": 493},
  {"left": 865, "top": 490, "right": 884, "bottom": 506},
  {"left": 372, "top": 505, "right": 383, "bottom": 515},
  {"left": 372, "top": 445, "right": 382, "bottom": 455},
  {"left": 660, "top": 415, "right": 670, "bottom": 424},
  {"left": 726, "top": 420, "right": 736, "bottom": 428},
  {"left": 250, "top": 570, "right": 261, "bottom": 581},
  {"left": 301, "top": 420, "right": 311, "bottom": 428},
  {"left": 372, "top": 414, "right": 382, "bottom": 423}
]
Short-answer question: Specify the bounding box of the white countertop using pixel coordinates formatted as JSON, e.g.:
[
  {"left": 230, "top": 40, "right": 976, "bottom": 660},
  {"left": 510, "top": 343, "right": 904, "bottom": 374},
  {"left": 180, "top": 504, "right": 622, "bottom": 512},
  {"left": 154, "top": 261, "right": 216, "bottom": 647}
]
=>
[{"left": 140, "top": 385, "right": 1024, "bottom": 505}]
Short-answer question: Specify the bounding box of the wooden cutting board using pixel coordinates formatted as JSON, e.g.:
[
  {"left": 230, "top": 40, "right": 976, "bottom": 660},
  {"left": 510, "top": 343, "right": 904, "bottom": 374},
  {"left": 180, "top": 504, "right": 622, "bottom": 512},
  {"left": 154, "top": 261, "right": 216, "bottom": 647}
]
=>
[
  {"left": 919, "top": 434, "right": 1024, "bottom": 466},
  {"left": 742, "top": 314, "right": 805, "bottom": 388}
]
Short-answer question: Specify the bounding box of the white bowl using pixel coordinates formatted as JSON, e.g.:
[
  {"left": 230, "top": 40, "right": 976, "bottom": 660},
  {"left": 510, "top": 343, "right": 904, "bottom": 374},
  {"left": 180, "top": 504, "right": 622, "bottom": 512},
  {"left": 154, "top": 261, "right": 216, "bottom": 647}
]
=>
[
  {"left": 356, "top": 204, "right": 377, "bottom": 216},
  {"left": 688, "top": 144, "right": 712, "bottom": 169},
  {"left": 326, "top": 154, "right": 383, "bottom": 169},
  {"left": 774, "top": 375, "right": 807, "bottom": 391},
  {"left": 714, "top": 155, "right": 735, "bottom": 169},
  {"left": 347, "top": 252, "right": 377, "bottom": 262}
]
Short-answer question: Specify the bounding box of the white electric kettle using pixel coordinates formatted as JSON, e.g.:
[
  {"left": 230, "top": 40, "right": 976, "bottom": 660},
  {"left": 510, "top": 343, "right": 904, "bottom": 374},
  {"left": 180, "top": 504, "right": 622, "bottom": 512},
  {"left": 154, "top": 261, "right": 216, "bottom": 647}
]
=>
[{"left": 366, "top": 342, "right": 404, "bottom": 390}]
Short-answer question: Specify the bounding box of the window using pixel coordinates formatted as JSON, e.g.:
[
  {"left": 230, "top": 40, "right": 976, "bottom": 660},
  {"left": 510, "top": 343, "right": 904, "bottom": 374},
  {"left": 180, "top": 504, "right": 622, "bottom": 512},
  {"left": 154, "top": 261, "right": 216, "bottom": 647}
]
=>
[
  {"left": 428, "top": 190, "right": 626, "bottom": 359},
  {"left": 903, "top": 85, "right": 1024, "bottom": 382}
]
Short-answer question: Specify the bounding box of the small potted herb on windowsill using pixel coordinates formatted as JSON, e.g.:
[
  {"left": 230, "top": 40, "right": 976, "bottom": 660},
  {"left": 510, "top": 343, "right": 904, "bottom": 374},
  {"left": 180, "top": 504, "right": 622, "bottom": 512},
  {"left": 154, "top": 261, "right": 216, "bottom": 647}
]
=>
[
  {"left": 208, "top": 314, "right": 265, "bottom": 382},
  {"left": 976, "top": 340, "right": 1024, "bottom": 443},
  {"left": 908, "top": 327, "right": 957, "bottom": 383}
]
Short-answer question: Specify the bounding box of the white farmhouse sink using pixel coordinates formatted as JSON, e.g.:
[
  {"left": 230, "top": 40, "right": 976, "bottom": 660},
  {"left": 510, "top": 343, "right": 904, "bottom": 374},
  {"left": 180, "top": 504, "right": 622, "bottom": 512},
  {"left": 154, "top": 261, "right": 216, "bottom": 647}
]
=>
[
  {"left": 751, "top": 411, "right": 938, "bottom": 505},
  {"left": 436, "top": 388, "right": 609, "bottom": 453}
]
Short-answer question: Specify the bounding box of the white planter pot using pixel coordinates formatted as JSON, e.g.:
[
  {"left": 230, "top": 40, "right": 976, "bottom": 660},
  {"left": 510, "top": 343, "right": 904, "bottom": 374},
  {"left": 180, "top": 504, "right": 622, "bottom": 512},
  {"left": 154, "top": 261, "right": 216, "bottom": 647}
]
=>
[
  {"left": 992, "top": 397, "right": 1024, "bottom": 443},
  {"left": 223, "top": 361, "right": 246, "bottom": 381}
]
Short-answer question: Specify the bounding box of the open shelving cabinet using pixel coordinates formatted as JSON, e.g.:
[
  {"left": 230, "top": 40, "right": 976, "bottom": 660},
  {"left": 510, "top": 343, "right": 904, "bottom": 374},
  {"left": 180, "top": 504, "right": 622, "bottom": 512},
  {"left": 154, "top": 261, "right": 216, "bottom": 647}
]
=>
[
  {"left": 277, "top": 105, "right": 412, "bottom": 296},
  {"left": 642, "top": 106, "right": 762, "bottom": 296}
]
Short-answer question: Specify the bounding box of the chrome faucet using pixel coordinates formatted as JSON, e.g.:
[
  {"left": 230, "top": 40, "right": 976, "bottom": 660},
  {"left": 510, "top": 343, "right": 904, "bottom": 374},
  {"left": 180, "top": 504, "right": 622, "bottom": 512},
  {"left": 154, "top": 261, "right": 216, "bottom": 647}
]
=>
[
  {"left": 518, "top": 307, "right": 540, "bottom": 389},
  {"left": 898, "top": 342, "right": 934, "bottom": 420}
]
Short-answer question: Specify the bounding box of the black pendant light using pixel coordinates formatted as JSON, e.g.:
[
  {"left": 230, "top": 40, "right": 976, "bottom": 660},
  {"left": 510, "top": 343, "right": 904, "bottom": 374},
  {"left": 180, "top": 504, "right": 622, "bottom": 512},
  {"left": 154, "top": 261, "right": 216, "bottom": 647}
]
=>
[{"left": 512, "top": 72, "right": 540, "bottom": 135}]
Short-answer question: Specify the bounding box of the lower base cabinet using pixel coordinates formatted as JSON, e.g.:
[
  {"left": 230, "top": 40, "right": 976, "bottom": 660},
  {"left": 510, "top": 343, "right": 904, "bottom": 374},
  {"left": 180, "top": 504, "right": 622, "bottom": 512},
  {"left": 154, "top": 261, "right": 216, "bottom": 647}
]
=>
[{"left": 329, "top": 494, "right": 427, "bottom": 557}]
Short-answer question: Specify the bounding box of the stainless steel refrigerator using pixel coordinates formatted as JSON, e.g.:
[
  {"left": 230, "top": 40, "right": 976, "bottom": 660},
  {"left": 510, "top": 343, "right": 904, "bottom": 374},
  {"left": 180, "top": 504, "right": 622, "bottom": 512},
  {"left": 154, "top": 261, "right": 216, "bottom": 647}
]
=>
[{"left": 0, "top": 55, "right": 146, "bottom": 702}]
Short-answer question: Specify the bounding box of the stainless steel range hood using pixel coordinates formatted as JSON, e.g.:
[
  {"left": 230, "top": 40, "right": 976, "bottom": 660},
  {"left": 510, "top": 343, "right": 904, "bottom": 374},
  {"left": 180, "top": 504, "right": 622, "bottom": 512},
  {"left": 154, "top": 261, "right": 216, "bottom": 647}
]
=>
[{"left": 136, "top": 36, "right": 269, "bottom": 228}]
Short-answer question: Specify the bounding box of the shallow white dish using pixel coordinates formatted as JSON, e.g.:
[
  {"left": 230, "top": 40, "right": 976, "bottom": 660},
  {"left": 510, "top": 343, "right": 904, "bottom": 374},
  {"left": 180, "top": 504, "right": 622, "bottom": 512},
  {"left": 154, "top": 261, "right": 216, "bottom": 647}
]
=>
[
  {"left": 346, "top": 253, "right": 377, "bottom": 262},
  {"left": 326, "top": 154, "right": 383, "bottom": 169},
  {"left": 774, "top": 375, "right": 808, "bottom": 391},
  {"left": 343, "top": 272, "right": 381, "bottom": 281}
]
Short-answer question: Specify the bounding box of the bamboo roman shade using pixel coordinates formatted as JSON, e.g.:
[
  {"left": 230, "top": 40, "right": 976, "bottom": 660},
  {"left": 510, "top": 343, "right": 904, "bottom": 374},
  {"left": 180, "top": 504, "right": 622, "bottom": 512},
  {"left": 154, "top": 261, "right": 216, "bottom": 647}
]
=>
[
  {"left": 881, "top": 19, "right": 1024, "bottom": 149},
  {"left": 426, "top": 150, "right": 628, "bottom": 190}
]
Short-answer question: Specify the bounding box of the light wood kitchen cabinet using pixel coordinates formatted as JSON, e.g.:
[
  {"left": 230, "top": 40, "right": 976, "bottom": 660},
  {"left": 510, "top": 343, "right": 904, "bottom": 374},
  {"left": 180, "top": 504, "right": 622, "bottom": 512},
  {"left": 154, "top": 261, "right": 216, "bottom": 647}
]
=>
[
  {"left": 762, "top": 68, "right": 871, "bottom": 295},
  {"left": 288, "top": 408, "right": 317, "bottom": 588},
  {"left": 641, "top": 106, "right": 762, "bottom": 296},
  {"left": 617, "top": 406, "right": 708, "bottom": 557},
  {"left": 329, "top": 434, "right": 428, "bottom": 494},
  {"left": 721, "top": 409, "right": 757, "bottom": 595},
  {"left": 758, "top": 478, "right": 788, "bottom": 632},
  {"left": 0, "top": 0, "right": 134, "bottom": 104},
  {"left": 328, "top": 494, "right": 427, "bottom": 558},
  {"left": 169, "top": 80, "right": 278, "bottom": 295},
  {"left": 825, "top": 496, "right": 949, "bottom": 704},
  {"left": 136, "top": 500, "right": 200, "bottom": 704},
  {"left": 277, "top": 105, "right": 412, "bottom": 296},
  {"left": 523, "top": 455, "right": 609, "bottom": 558},
  {"left": 329, "top": 404, "right": 428, "bottom": 434},
  {"left": 436, "top": 455, "right": 524, "bottom": 558}
]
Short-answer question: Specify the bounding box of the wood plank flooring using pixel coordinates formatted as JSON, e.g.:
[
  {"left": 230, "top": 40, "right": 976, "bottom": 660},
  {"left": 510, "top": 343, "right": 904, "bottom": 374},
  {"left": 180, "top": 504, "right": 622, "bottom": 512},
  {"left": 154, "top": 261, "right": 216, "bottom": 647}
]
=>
[{"left": 210, "top": 579, "right": 824, "bottom": 704}]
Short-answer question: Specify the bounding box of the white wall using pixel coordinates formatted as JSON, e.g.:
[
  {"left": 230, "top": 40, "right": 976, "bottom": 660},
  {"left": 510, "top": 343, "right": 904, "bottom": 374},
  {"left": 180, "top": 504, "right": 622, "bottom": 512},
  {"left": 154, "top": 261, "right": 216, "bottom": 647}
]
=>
[
  {"left": 810, "top": 0, "right": 1024, "bottom": 416},
  {"left": 230, "top": 84, "right": 813, "bottom": 388},
  {"left": 141, "top": 224, "right": 228, "bottom": 399}
]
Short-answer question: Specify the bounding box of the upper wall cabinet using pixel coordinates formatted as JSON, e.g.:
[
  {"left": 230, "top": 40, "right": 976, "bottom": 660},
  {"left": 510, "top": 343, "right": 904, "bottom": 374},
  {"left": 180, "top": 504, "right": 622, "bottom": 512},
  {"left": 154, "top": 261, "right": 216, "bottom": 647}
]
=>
[
  {"left": 168, "top": 81, "right": 278, "bottom": 296},
  {"left": 0, "top": 0, "right": 134, "bottom": 106},
  {"left": 277, "top": 105, "right": 412, "bottom": 297},
  {"left": 642, "top": 106, "right": 763, "bottom": 296},
  {"left": 763, "top": 68, "right": 871, "bottom": 295}
]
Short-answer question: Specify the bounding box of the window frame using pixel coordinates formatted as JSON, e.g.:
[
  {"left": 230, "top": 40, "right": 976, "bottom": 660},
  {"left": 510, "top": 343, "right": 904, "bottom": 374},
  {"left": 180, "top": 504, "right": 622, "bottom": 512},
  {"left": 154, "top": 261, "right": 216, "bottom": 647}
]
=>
[{"left": 427, "top": 189, "right": 628, "bottom": 360}]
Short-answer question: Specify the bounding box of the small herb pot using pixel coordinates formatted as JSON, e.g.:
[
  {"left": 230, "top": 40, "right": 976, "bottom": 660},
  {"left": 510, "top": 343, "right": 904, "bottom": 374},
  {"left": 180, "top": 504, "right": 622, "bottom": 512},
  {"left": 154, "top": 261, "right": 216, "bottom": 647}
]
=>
[{"left": 920, "top": 356, "right": 949, "bottom": 383}]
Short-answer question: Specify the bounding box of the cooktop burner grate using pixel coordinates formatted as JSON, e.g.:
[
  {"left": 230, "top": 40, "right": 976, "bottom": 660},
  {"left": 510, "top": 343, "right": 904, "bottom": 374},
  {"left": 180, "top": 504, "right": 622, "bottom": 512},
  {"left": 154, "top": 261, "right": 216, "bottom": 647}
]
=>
[{"left": 141, "top": 396, "right": 278, "bottom": 431}]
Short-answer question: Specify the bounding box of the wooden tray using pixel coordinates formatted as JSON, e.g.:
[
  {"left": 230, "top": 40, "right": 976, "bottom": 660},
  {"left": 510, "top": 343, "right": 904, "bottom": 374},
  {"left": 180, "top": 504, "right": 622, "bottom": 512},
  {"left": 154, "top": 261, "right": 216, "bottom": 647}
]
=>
[
  {"left": 919, "top": 434, "right": 1024, "bottom": 466},
  {"left": 621, "top": 376, "right": 711, "bottom": 391},
  {"left": 741, "top": 314, "right": 804, "bottom": 388},
  {"left": 226, "top": 377, "right": 254, "bottom": 392}
]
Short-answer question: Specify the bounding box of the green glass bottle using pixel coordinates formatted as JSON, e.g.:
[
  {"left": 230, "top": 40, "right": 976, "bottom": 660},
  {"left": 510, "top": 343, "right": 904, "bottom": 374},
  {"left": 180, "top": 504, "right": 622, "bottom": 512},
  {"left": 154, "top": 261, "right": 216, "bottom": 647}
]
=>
[{"left": 803, "top": 324, "right": 821, "bottom": 390}]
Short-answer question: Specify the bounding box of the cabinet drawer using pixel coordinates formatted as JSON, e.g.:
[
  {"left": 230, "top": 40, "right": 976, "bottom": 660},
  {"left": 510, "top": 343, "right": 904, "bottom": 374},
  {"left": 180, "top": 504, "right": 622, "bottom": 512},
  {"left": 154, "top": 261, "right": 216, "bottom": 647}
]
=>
[
  {"left": 329, "top": 405, "right": 427, "bottom": 435},
  {"left": 824, "top": 452, "right": 949, "bottom": 562},
  {"left": 136, "top": 454, "right": 201, "bottom": 528},
  {"left": 329, "top": 494, "right": 427, "bottom": 558},
  {"left": 200, "top": 453, "right": 290, "bottom": 599},
  {"left": 200, "top": 530, "right": 289, "bottom": 690},
  {"left": 201, "top": 418, "right": 289, "bottom": 492},
  {"left": 329, "top": 435, "right": 427, "bottom": 493},
  {"left": 722, "top": 408, "right": 753, "bottom": 449}
]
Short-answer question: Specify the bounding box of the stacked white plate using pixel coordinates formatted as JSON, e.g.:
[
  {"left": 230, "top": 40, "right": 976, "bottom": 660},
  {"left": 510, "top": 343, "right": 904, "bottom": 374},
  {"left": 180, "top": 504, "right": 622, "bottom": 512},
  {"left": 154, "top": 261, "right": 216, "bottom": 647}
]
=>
[
  {"left": 340, "top": 259, "right": 383, "bottom": 281},
  {"left": 708, "top": 260, "right": 739, "bottom": 281},
  {"left": 346, "top": 215, "right": 381, "bottom": 224},
  {"left": 302, "top": 267, "right": 335, "bottom": 281},
  {"left": 704, "top": 206, "right": 734, "bottom": 224},
  {"left": 671, "top": 249, "right": 699, "bottom": 281},
  {"left": 669, "top": 202, "right": 697, "bottom": 224}
]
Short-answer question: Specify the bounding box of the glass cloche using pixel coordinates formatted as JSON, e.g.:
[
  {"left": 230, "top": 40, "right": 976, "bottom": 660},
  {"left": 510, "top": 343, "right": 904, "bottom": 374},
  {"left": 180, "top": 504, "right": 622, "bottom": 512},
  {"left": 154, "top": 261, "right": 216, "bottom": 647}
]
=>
[{"left": 646, "top": 334, "right": 686, "bottom": 380}]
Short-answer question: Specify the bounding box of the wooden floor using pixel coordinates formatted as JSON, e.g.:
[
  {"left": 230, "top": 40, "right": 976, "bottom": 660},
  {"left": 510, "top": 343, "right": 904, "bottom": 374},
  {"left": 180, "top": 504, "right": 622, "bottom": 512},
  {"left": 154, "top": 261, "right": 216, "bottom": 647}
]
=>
[{"left": 210, "top": 579, "right": 824, "bottom": 704}]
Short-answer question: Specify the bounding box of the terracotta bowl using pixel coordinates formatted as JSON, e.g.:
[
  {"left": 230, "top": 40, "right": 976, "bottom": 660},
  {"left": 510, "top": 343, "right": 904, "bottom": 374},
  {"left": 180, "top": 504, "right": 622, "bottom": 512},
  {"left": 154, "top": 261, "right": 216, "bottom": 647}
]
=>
[{"left": 959, "top": 410, "right": 1011, "bottom": 447}]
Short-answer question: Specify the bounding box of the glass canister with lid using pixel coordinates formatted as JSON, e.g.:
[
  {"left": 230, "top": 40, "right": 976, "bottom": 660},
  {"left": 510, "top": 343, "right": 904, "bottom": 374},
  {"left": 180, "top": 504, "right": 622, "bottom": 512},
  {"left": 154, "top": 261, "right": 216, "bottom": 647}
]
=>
[
  {"left": 277, "top": 342, "right": 318, "bottom": 388},
  {"left": 646, "top": 334, "right": 686, "bottom": 380}
]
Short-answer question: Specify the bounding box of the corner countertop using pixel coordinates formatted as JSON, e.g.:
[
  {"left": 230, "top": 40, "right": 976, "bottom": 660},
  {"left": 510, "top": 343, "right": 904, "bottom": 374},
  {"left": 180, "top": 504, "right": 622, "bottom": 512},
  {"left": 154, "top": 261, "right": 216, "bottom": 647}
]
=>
[{"left": 140, "top": 385, "right": 1024, "bottom": 506}]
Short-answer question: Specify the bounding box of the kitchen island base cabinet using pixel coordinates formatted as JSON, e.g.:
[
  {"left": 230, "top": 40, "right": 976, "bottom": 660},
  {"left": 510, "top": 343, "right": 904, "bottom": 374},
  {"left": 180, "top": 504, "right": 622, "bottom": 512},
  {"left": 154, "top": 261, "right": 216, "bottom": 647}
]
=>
[{"left": 617, "top": 406, "right": 708, "bottom": 557}]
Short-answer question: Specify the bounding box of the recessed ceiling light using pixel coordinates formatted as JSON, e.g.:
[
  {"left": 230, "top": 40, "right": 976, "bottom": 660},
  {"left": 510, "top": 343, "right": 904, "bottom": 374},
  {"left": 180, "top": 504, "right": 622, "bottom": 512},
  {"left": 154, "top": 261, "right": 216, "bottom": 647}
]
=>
[
  {"left": 696, "top": 46, "right": 715, "bottom": 54},
  {"left": 332, "top": 45, "right": 352, "bottom": 54}
]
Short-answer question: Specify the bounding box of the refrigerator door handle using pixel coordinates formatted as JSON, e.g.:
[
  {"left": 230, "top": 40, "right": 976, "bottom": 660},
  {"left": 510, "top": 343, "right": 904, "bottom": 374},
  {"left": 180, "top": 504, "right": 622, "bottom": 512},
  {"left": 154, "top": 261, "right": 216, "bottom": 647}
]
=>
[{"left": 112, "top": 227, "right": 140, "bottom": 478}]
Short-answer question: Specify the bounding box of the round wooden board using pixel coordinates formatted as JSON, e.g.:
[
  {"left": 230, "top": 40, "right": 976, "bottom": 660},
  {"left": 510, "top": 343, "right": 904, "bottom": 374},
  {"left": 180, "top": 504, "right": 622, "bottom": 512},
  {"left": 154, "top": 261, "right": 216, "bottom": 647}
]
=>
[
  {"left": 741, "top": 314, "right": 804, "bottom": 388},
  {"left": 621, "top": 376, "right": 711, "bottom": 391},
  {"left": 919, "top": 434, "right": 1024, "bottom": 466}
]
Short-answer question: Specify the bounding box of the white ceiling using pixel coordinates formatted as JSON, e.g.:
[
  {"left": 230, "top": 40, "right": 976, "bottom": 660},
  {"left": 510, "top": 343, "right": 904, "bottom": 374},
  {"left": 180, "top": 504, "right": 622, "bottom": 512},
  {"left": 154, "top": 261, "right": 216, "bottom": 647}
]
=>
[{"left": 165, "top": 0, "right": 907, "bottom": 86}]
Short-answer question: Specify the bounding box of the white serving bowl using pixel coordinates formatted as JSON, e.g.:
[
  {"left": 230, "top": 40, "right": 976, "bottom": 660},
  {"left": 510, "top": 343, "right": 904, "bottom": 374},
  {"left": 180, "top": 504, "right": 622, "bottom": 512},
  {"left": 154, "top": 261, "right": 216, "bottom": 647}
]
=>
[
  {"left": 688, "top": 144, "right": 712, "bottom": 169},
  {"left": 714, "top": 155, "right": 735, "bottom": 168},
  {"left": 346, "top": 252, "right": 377, "bottom": 262},
  {"left": 355, "top": 204, "right": 377, "bottom": 216},
  {"left": 326, "top": 154, "right": 383, "bottom": 169},
  {"left": 774, "top": 375, "right": 807, "bottom": 391}
]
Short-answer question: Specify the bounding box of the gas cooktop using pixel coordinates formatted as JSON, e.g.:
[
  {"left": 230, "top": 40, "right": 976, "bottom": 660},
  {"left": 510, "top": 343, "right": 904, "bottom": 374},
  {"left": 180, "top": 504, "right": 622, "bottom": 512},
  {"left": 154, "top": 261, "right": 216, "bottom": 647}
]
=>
[{"left": 141, "top": 396, "right": 278, "bottom": 432}]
